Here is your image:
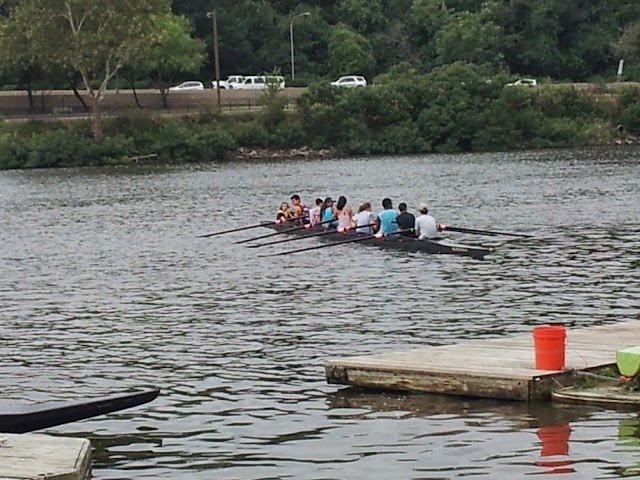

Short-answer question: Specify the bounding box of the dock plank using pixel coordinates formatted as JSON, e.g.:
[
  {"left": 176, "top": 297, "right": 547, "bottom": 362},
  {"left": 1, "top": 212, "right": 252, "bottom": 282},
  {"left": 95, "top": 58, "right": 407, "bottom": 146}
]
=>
[
  {"left": 325, "top": 320, "right": 640, "bottom": 401},
  {"left": 0, "top": 433, "right": 91, "bottom": 479}
]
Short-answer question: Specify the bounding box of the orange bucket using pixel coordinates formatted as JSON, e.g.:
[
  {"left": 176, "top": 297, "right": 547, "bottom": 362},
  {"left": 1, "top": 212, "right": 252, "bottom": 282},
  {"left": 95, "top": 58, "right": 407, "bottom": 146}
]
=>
[{"left": 533, "top": 325, "right": 566, "bottom": 370}]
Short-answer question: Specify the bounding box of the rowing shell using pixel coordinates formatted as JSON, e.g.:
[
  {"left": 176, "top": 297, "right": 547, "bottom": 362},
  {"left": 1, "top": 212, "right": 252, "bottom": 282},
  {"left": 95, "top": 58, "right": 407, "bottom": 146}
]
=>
[
  {"left": 262, "top": 222, "right": 492, "bottom": 260},
  {"left": 0, "top": 388, "right": 160, "bottom": 433}
]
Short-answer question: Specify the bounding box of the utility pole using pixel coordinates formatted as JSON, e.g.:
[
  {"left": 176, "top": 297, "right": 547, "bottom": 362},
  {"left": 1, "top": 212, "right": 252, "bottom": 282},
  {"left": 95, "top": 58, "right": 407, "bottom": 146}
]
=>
[{"left": 207, "top": 10, "right": 221, "bottom": 109}]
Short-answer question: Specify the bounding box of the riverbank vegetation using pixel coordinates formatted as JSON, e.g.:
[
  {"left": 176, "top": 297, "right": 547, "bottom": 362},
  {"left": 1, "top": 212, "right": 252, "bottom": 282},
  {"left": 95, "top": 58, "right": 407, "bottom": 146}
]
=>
[
  {"left": 2, "top": 1, "right": 640, "bottom": 168},
  {"left": 2, "top": 64, "right": 640, "bottom": 170}
]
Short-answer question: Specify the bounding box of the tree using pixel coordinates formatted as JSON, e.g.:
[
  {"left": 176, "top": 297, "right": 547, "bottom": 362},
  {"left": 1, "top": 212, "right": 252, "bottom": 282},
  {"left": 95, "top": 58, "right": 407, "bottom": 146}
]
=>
[
  {"left": 4, "top": 0, "right": 171, "bottom": 141},
  {"left": 408, "top": 0, "right": 450, "bottom": 68},
  {"left": 435, "top": 10, "right": 503, "bottom": 68},
  {"left": 337, "top": 0, "right": 386, "bottom": 34},
  {"left": 327, "top": 23, "right": 375, "bottom": 78},
  {"left": 142, "top": 14, "right": 205, "bottom": 107},
  {"left": 615, "top": 21, "right": 640, "bottom": 79}
]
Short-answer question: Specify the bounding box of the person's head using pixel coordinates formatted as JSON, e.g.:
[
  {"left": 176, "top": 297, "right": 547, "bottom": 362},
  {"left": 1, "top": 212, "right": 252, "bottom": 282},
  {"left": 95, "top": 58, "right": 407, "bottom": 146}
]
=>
[
  {"left": 280, "top": 202, "right": 289, "bottom": 211},
  {"left": 358, "top": 202, "right": 371, "bottom": 213},
  {"left": 290, "top": 194, "right": 301, "bottom": 206},
  {"left": 418, "top": 203, "right": 429, "bottom": 214},
  {"left": 398, "top": 202, "right": 407, "bottom": 212},
  {"left": 336, "top": 195, "right": 347, "bottom": 210},
  {"left": 315, "top": 197, "right": 323, "bottom": 207},
  {"left": 382, "top": 198, "right": 393, "bottom": 209}
]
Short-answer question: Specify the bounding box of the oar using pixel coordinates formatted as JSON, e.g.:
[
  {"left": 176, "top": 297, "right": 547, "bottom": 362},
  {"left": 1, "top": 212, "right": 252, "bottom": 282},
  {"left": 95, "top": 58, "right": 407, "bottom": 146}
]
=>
[
  {"left": 438, "top": 224, "right": 533, "bottom": 238},
  {"left": 260, "top": 229, "right": 411, "bottom": 257},
  {"left": 234, "top": 218, "right": 336, "bottom": 244},
  {"left": 247, "top": 223, "right": 378, "bottom": 248},
  {"left": 197, "top": 216, "right": 304, "bottom": 238}
]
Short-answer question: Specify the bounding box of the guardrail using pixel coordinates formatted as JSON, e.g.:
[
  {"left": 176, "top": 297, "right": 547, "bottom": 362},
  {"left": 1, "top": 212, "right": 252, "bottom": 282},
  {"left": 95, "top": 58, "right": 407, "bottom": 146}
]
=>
[{"left": 0, "top": 88, "right": 306, "bottom": 119}]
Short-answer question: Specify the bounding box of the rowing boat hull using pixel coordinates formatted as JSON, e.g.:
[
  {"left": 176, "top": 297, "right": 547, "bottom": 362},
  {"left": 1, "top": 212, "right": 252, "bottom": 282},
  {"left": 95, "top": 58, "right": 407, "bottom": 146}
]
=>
[
  {"left": 0, "top": 388, "right": 160, "bottom": 433},
  {"left": 262, "top": 222, "right": 491, "bottom": 260}
]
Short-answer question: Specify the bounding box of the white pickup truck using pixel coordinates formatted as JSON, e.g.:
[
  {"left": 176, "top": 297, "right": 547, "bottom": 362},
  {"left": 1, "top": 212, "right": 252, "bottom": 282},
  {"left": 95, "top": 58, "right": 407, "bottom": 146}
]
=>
[
  {"left": 212, "top": 75, "right": 244, "bottom": 89},
  {"left": 232, "top": 75, "right": 286, "bottom": 90}
]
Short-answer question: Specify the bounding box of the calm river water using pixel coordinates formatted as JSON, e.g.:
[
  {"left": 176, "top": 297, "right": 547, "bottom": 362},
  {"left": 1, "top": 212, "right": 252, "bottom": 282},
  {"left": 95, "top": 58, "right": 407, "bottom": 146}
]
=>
[{"left": 1, "top": 148, "right": 639, "bottom": 479}]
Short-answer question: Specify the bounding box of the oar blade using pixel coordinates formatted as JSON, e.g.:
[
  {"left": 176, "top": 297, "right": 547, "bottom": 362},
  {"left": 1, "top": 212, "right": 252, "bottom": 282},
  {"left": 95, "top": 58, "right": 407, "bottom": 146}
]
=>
[{"left": 440, "top": 225, "right": 533, "bottom": 238}]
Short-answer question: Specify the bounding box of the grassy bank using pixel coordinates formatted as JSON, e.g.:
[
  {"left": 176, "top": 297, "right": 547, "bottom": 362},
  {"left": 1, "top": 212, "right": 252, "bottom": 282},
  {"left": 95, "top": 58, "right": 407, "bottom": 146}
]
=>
[{"left": 2, "top": 64, "right": 640, "bottom": 170}]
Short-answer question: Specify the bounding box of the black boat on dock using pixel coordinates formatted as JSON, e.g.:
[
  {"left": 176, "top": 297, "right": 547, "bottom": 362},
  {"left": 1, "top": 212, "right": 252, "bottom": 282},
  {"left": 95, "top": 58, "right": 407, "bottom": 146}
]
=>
[
  {"left": 261, "top": 222, "right": 492, "bottom": 260},
  {"left": 0, "top": 388, "right": 160, "bottom": 433}
]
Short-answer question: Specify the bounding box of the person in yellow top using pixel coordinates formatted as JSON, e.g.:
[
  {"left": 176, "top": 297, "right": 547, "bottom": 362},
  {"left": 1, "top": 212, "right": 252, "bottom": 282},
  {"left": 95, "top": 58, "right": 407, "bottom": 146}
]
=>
[{"left": 275, "top": 202, "right": 293, "bottom": 221}]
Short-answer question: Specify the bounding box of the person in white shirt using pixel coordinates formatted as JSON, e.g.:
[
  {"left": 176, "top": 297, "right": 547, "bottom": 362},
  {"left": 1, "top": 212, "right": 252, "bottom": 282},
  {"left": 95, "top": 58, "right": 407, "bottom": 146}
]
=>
[
  {"left": 414, "top": 203, "right": 438, "bottom": 239},
  {"left": 308, "top": 198, "right": 323, "bottom": 226},
  {"left": 353, "top": 202, "right": 377, "bottom": 234}
]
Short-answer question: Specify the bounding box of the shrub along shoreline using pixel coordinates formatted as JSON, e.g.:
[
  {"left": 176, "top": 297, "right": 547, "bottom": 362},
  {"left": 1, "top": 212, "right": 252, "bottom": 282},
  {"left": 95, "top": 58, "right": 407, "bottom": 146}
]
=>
[{"left": 1, "top": 64, "right": 640, "bottom": 170}]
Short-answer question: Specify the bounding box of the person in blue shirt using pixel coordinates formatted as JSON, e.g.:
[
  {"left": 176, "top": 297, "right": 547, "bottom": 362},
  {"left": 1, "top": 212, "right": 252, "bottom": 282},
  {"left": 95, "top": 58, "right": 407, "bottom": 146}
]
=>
[
  {"left": 376, "top": 198, "right": 398, "bottom": 234},
  {"left": 320, "top": 197, "right": 338, "bottom": 227}
]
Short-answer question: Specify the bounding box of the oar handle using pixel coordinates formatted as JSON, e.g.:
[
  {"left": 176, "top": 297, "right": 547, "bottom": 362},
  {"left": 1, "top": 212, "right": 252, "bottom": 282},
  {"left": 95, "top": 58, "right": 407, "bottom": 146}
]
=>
[
  {"left": 198, "top": 216, "right": 305, "bottom": 238},
  {"left": 247, "top": 222, "right": 378, "bottom": 248}
]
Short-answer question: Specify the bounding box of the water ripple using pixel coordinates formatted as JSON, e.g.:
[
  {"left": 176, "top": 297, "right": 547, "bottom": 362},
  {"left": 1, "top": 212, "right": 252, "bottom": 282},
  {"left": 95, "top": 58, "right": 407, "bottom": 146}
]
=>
[{"left": 1, "top": 148, "right": 639, "bottom": 478}]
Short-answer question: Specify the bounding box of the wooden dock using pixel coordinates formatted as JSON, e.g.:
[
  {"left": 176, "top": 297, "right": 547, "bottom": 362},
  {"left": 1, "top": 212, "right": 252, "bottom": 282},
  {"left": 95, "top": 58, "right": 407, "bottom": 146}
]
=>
[
  {"left": 325, "top": 321, "right": 640, "bottom": 401},
  {"left": 0, "top": 433, "right": 91, "bottom": 479}
]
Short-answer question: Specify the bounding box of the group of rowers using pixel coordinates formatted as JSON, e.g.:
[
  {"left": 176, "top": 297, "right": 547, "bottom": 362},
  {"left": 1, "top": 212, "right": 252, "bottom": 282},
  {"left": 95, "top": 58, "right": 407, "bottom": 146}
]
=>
[{"left": 276, "top": 194, "right": 439, "bottom": 240}]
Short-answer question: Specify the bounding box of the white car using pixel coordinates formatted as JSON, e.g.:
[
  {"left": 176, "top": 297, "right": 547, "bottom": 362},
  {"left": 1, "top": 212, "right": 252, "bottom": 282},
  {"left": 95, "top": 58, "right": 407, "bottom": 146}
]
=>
[
  {"left": 169, "top": 81, "right": 205, "bottom": 91},
  {"left": 212, "top": 75, "right": 244, "bottom": 89},
  {"left": 330, "top": 75, "right": 367, "bottom": 88},
  {"left": 506, "top": 78, "right": 537, "bottom": 87}
]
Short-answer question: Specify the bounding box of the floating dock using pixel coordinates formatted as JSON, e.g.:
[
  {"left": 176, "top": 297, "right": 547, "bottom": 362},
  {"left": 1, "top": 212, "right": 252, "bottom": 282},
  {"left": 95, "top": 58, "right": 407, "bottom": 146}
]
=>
[
  {"left": 325, "top": 321, "right": 640, "bottom": 401},
  {"left": 0, "top": 433, "right": 90, "bottom": 480}
]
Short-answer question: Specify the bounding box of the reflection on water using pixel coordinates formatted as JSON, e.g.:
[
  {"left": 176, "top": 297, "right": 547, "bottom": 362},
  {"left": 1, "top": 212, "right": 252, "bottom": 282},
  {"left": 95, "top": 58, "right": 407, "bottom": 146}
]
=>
[{"left": 0, "top": 148, "right": 639, "bottom": 478}]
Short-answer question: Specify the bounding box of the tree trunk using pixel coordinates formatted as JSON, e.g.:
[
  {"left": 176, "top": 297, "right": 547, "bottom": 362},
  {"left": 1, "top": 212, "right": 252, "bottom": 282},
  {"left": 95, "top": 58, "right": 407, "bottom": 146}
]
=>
[
  {"left": 160, "top": 88, "right": 168, "bottom": 109},
  {"left": 125, "top": 73, "right": 142, "bottom": 108},
  {"left": 20, "top": 69, "right": 34, "bottom": 114},
  {"left": 91, "top": 96, "right": 104, "bottom": 142},
  {"left": 68, "top": 74, "right": 90, "bottom": 113},
  {"left": 132, "top": 85, "right": 142, "bottom": 109}
]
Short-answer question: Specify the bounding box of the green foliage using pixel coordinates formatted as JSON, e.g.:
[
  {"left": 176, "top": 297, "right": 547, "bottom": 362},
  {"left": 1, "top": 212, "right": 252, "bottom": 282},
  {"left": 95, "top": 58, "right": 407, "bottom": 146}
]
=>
[
  {"left": 141, "top": 14, "right": 206, "bottom": 92},
  {"left": 259, "top": 70, "right": 288, "bottom": 130},
  {"left": 327, "top": 23, "right": 375, "bottom": 78},
  {"left": 619, "top": 102, "right": 640, "bottom": 134},
  {"left": 271, "top": 118, "right": 307, "bottom": 147},
  {"left": 230, "top": 120, "right": 273, "bottom": 148},
  {"left": 435, "top": 10, "right": 504, "bottom": 68},
  {"left": 294, "top": 65, "right": 620, "bottom": 155}
]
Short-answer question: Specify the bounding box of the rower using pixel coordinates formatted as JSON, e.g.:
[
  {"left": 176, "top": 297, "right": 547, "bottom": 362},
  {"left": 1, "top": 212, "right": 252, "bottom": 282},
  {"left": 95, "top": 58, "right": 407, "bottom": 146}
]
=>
[
  {"left": 396, "top": 202, "right": 415, "bottom": 237},
  {"left": 376, "top": 198, "right": 398, "bottom": 234},
  {"left": 335, "top": 196, "right": 354, "bottom": 231},
  {"left": 320, "top": 197, "right": 338, "bottom": 227},
  {"left": 290, "top": 194, "right": 309, "bottom": 224},
  {"left": 309, "top": 197, "right": 324, "bottom": 226},
  {"left": 275, "top": 202, "right": 293, "bottom": 221},
  {"left": 414, "top": 203, "right": 438, "bottom": 239},
  {"left": 353, "top": 202, "right": 376, "bottom": 234}
]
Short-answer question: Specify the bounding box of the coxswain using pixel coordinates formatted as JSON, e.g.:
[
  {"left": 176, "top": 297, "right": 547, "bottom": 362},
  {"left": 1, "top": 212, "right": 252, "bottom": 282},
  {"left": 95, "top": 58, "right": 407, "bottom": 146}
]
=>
[
  {"left": 290, "top": 194, "right": 309, "bottom": 224},
  {"left": 396, "top": 202, "right": 415, "bottom": 237},
  {"left": 275, "top": 202, "right": 293, "bottom": 221},
  {"left": 414, "top": 203, "right": 438, "bottom": 239},
  {"left": 376, "top": 198, "right": 398, "bottom": 234}
]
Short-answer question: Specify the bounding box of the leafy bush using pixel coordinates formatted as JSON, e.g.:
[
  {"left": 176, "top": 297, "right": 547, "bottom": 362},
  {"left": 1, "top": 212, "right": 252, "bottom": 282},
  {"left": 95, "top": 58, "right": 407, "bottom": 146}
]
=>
[{"left": 231, "top": 121, "right": 273, "bottom": 148}]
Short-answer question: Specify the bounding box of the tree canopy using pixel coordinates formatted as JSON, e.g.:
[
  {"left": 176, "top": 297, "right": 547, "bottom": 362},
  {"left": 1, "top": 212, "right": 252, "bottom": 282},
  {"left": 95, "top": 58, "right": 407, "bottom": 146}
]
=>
[{"left": 2, "top": 0, "right": 640, "bottom": 96}]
